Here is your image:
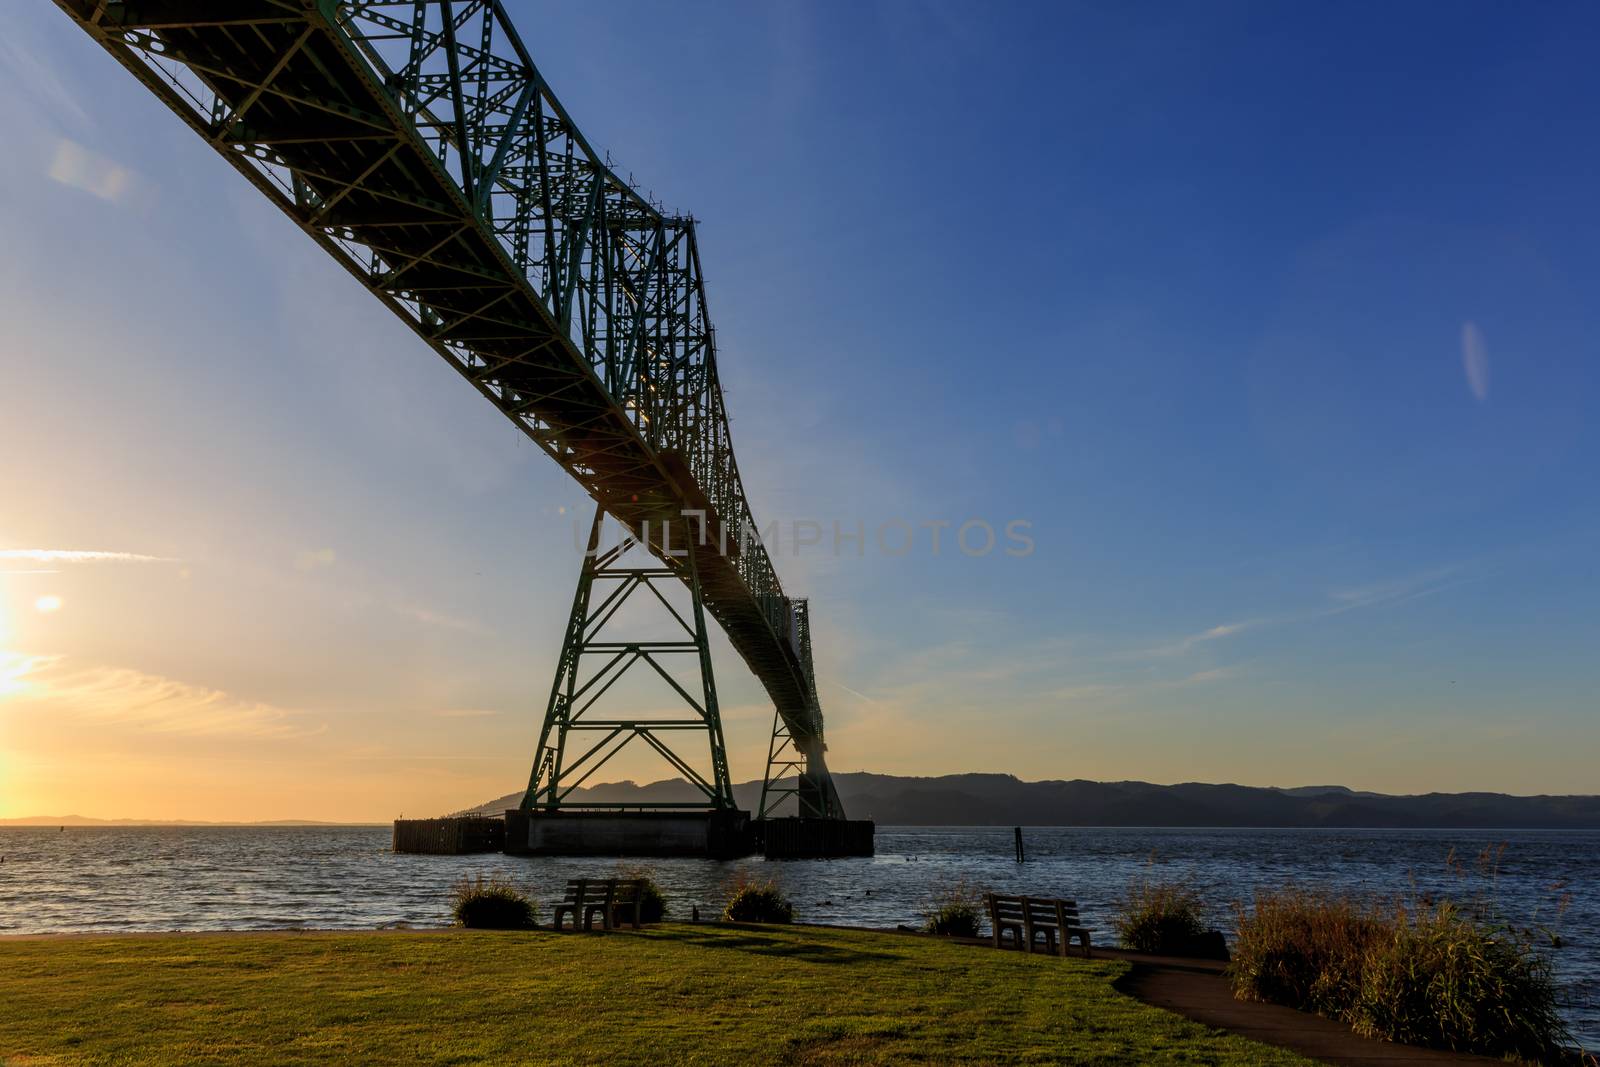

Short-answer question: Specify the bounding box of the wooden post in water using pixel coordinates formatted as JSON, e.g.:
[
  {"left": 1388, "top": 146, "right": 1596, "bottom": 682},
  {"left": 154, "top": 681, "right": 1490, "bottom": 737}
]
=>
[{"left": 1014, "top": 826, "right": 1025, "bottom": 863}]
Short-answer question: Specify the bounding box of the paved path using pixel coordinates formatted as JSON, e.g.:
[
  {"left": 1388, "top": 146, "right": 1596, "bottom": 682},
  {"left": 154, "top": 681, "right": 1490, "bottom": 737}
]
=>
[{"left": 1102, "top": 950, "right": 1498, "bottom": 1066}]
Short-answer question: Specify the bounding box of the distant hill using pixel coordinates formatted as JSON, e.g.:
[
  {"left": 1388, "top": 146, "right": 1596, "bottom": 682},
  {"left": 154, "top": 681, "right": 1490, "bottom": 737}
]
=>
[
  {"left": 14, "top": 776, "right": 1594, "bottom": 829},
  {"left": 0, "top": 825, "right": 371, "bottom": 831},
  {"left": 468, "top": 773, "right": 1600, "bottom": 829}
]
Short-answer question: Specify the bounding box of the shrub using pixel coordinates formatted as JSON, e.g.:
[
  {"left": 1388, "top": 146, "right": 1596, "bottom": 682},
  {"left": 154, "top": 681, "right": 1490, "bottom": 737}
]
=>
[
  {"left": 449, "top": 874, "right": 539, "bottom": 930},
  {"left": 722, "top": 873, "right": 794, "bottom": 924},
  {"left": 1230, "top": 888, "right": 1571, "bottom": 1060},
  {"left": 617, "top": 867, "right": 669, "bottom": 923},
  {"left": 1351, "top": 902, "right": 1568, "bottom": 1062},
  {"left": 1114, "top": 879, "right": 1209, "bottom": 955},
  {"left": 1230, "top": 888, "right": 1386, "bottom": 1018},
  {"left": 922, "top": 883, "right": 984, "bottom": 938}
]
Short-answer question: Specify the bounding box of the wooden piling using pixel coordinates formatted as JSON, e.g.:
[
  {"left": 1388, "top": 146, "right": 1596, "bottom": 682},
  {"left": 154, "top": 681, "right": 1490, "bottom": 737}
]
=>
[{"left": 392, "top": 815, "right": 505, "bottom": 854}]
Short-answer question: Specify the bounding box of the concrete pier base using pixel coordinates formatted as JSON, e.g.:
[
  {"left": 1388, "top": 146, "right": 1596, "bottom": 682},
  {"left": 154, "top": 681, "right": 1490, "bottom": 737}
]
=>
[{"left": 504, "top": 809, "right": 757, "bottom": 859}]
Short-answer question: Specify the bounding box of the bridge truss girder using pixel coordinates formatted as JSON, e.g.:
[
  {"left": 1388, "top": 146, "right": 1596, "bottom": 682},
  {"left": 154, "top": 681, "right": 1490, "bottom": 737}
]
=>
[{"left": 54, "top": 0, "right": 846, "bottom": 817}]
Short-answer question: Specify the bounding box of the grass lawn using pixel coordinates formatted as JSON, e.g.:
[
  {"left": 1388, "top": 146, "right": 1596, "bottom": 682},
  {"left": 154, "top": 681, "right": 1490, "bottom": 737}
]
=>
[{"left": 0, "top": 924, "right": 1313, "bottom": 1065}]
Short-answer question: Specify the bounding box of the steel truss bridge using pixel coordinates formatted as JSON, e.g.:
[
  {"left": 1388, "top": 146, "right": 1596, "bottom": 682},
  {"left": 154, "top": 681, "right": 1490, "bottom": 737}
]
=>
[{"left": 57, "top": 0, "right": 845, "bottom": 820}]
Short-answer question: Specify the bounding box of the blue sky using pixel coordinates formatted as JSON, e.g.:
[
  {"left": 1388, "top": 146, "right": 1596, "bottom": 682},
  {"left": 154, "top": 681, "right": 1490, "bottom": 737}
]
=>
[{"left": 2, "top": 2, "right": 1597, "bottom": 819}]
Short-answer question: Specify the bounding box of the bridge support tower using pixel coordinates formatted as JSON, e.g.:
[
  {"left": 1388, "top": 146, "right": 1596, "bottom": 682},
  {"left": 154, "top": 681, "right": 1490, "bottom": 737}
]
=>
[{"left": 512, "top": 506, "right": 753, "bottom": 856}]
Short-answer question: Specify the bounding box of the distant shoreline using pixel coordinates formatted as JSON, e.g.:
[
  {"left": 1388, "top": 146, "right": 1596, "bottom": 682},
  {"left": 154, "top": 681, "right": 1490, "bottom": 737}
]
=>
[
  {"left": 7, "top": 772, "right": 1599, "bottom": 830},
  {"left": 4, "top": 821, "right": 1599, "bottom": 832},
  {"left": 0, "top": 819, "right": 386, "bottom": 828}
]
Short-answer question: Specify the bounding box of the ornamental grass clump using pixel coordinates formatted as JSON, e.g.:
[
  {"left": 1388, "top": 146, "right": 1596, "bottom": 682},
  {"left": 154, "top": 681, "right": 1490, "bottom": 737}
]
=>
[
  {"left": 922, "top": 882, "right": 984, "bottom": 938},
  {"left": 1351, "top": 901, "right": 1567, "bottom": 1062},
  {"left": 722, "top": 873, "right": 794, "bottom": 924},
  {"left": 449, "top": 874, "right": 539, "bottom": 930},
  {"left": 1113, "top": 878, "right": 1208, "bottom": 956},
  {"left": 1230, "top": 887, "right": 1386, "bottom": 1019},
  {"left": 1230, "top": 885, "right": 1571, "bottom": 1061}
]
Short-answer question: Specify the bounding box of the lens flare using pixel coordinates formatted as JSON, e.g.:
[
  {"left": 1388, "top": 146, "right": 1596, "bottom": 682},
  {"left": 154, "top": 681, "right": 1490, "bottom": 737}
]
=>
[
  {"left": 34, "top": 595, "right": 63, "bottom": 613},
  {"left": 1461, "top": 321, "right": 1490, "bottom": 403}
]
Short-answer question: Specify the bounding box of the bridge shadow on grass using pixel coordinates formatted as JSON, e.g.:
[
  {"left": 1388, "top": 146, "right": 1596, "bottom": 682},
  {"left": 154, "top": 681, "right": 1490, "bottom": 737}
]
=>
[{"left": 646, "top": 927, "right": 902, "bottom": 965}]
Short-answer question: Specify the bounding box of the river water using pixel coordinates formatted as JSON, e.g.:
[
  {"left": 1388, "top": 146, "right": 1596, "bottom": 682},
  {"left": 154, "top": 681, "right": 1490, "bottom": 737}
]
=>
[{"left": 1, "top": 824, "right": 1594, "bottom": 1046}]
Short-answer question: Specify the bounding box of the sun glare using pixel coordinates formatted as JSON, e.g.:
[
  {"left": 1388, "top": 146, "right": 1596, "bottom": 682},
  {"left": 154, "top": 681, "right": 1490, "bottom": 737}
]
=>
[
  {"left": 34, "top": 594, "right": 63, "bottom": 613},
  {"left": 0, "top": 651, "right": 32, "bottom": 697}
]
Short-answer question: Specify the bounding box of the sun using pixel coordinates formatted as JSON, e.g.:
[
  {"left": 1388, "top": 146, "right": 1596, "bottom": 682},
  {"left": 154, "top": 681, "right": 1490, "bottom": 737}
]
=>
[{"left": 34, "top": 594, "right": 63, "bottom": 613}]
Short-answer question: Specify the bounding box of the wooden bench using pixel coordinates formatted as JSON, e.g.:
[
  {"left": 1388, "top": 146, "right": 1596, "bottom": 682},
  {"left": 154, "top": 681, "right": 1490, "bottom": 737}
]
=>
[
  {"left": 551, "top": 878, "right": 647, "bottom": 932},
  {"left": 609, "top": 879, "right": 646, "bottom": 930},
  {"left": 985, "top": 893, "right": 1092, "bottom": 957}
]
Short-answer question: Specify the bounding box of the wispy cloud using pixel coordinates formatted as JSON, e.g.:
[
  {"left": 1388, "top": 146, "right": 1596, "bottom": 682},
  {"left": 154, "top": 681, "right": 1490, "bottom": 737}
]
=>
[
  {"left": 0, "top": 549, "right": 173, "bottom": 564},
  {"left": 1047, "top": 666, "right": 1236, "bottom": 704},
  {"left": 0, "top": 36, "right": 90, "bottom": 128},
  {"left": 832, "top": 681, "right": 881, "bottom": 705},
  {"left": 1049, "top": 682, "right": 1125, "bottom": 704},
  {"left": 1138, "top": 618, "right": 1264, "bottom": 658},
  {"left": 393, "top": 603, "right": 488, "bottom": 634},
  {"left": 343, "top": 753, "right": 503, "bottom": 761},
  {"left": 433, "top": 708, "right": 499, "bottom": 718},
  {"left": 1324, "top": 565, "right": 1469, "bottom": 615},
  {"left": 294, "top": 547, "right": 337, "bottom": 571},
  {"left": 1, "top": 651, "right": 320, "bottom": 740},
  {"left": 1128, "top": 565, "right": 1477, "bottom": 666}
]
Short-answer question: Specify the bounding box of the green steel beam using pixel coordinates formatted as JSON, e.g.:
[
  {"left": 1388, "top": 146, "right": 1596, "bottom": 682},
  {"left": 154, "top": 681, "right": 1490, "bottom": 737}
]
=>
[{"left": 524, "top": 506, "right": 733, "bottom": 812}]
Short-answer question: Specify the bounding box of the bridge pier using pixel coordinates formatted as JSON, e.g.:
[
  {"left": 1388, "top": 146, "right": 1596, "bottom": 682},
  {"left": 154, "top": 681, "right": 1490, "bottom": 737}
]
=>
[
  {"left": 504, "top": 808, "right": 755, "bottom": 859},
  {"left": 392, "top": 811, "right": 873, "bottom": 859}
]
